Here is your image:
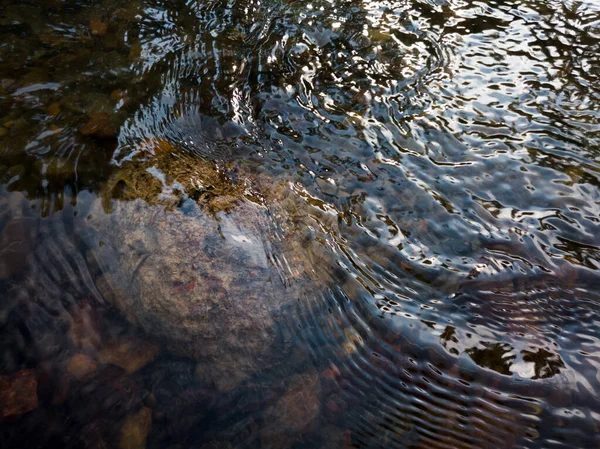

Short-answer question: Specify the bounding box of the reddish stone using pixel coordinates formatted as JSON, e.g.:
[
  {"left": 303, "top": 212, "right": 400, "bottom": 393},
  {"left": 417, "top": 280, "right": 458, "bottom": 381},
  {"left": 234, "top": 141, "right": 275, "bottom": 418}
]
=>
[
  {"left": 79, "top": 113, "right": 116, "bottom": 139},
  {"left": 0, "top": 369, "right": 39, "bottom": 417},
  {"left": 120, "top": 406, "right": 152, "bottom": 449},
  {"left": 321, "top": 364, "right": 341, "bottom": 381}
]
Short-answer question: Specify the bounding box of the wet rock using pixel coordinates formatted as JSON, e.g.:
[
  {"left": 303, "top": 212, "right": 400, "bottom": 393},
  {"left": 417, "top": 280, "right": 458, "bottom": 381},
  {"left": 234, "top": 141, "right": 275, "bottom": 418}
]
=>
[
  {"left": 261, "top": 371, "right": 321, "bottom": 449},
  {"left": 89, "top": 20, "right": 108, "bottom": 37},
  {"left": 79, "top": 112, "right": 116, "bottom": 139},
  {"left": 67, "top": 354, "right": 98, "bottom": 381},
  {"left": 98, "top": 336, "right": 159, "bottom": 373},
  {"left": 128, "top": 42, "right": 142, "bottom": 61},
  {"left": 120, "top": 406, "right": 152, "bottom": 449},
  {"left": 321, "top": 364, "right": 341, "bottom": 381},
  {"left": 46, "top": 102, "right": 61, "bottom": 116},
  {"left": 0, "top": 369, "right": 39, "bottom": 417},
  {"left": 111, "top": 89, "right": 128, "bottom": 102},
  {"left": 80, "top": 142, "right": 318, "bottom": 391}
]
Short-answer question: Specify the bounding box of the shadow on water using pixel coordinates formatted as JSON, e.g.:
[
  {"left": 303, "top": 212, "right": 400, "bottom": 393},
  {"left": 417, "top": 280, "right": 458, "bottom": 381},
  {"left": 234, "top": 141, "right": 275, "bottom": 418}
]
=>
[{"left": 1, "top": 0, "right": 600, "bottom": 448}]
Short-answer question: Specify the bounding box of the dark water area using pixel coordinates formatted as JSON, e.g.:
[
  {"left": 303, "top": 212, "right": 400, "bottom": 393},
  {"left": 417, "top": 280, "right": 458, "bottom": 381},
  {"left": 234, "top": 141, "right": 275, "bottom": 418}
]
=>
[{"left": 1, "top": 0, "right": 600, "bottom": 448}]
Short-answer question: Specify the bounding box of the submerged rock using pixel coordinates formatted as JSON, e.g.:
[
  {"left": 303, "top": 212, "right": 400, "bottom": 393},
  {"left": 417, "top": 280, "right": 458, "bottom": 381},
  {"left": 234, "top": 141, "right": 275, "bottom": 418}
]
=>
[
  {"left": 79, "top": 112, "right": 116, "bottom": 139},
  {"left": 0, "top": 369, "right": 39, "bottom": 417},
  {"left": 120, "top": 406, "right": 152, "bottom": 449},
  {"left": 81, "top": 139, "right": 318, "bottom": 391},
  {"left": 97, "top": 336, "right": 159, "bottom": 374},
  {"left": 67, "top": 354, "right": 98, "bottom": 381}
]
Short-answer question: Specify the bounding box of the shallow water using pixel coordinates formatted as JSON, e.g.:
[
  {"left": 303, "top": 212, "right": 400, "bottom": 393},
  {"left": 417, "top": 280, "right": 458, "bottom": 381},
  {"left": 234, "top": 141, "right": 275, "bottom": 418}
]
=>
[{"left": 1, "top": 0, "right": 600, "bottom": 448}]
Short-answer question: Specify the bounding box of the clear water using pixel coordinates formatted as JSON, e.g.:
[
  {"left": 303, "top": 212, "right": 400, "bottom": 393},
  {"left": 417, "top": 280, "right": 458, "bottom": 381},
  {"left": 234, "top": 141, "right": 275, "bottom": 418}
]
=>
[{"left": 1, "top": 0, "right": 599, "bottom": 448}]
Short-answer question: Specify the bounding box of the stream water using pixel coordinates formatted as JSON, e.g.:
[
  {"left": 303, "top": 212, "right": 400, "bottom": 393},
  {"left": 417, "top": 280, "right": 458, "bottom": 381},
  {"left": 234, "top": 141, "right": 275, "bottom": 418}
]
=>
[{"left": 1, "top": 0, "right": 600, "bottom": 448}]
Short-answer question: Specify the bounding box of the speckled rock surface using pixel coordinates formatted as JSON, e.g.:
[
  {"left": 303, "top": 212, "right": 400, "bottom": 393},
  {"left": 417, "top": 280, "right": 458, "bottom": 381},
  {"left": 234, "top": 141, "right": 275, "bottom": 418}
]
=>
[{"left": 80, "top": 142, "right": 316, "bottom": 391}]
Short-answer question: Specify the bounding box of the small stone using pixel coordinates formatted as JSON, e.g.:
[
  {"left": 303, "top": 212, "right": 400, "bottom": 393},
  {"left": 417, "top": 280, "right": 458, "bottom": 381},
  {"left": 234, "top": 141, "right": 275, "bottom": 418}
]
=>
[
  {"left": 79, "top": 112, "right": 116, "bottom": 139},
  {"left": 0, "top": 369, "right": 39, "bottom": 417},
  {"left": 110, "top": 89, "right": 128, "bottom": 102},
  {"left": 98, "top": 336, "right": 159, "bottom": 373},
  {"left": 143, "top": 393, "right": 156, "bottom": 409},
  {"left": 67, "top": 354, "right": 98, "bottom": 381},
  {"left": 321, "top": 364, "right": 341, "bottom": 381},
  {"left": 120, "top": 406, "right": 152, "bottom": 449},
  {"left": 128, "top": 42, "right": 142, "bottom": 61},
  {"left": 90, "top": 20, "right": 108, "bottom": 37},
  {"left": 47, "top": 102, "right": 61, "bottom": 116},
  {"left": 68, "top": 301, "right": 103, "bottom": 352}
]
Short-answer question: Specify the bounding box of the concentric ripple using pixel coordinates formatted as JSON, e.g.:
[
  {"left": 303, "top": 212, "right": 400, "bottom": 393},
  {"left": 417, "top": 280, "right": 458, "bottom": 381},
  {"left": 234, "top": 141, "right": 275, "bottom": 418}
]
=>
[{"left": 1, "top": 0, "right": 600, "bottom": 448}]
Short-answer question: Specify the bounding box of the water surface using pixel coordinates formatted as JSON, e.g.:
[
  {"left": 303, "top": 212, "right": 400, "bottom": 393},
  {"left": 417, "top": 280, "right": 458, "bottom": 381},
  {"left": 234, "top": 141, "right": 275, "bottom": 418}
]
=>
[{"left": 1, "top": 0, "right": 600, "bottom": 448}]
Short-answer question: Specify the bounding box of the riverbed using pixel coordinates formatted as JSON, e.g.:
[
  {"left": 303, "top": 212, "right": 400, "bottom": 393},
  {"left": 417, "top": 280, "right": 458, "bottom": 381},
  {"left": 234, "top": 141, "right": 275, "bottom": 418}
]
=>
[{"left": 1, "top": 1, "right": 599, "bottom": 448}]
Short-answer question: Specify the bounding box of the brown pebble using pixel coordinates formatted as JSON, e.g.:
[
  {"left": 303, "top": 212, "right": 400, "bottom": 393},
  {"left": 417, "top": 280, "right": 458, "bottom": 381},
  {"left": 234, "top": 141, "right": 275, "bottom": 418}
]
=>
[
  {"left": 98, "top": 336, "right": 159, "bottom": 374},
  {"left": 120, "top": 406, "right": 152, "bottom": 449},
  {"left": 79, "top": 112, "right": 116, "bottom": 139},
  {"left": 0, "top": 369, "right": 39, "bottom": 417},
  {"left": 110, "top": 89, "right": 128, "bottom": 102},
  {"left": 0, "top": 127, "right": 7, "bottom": 137},
  {"left": 67, "top": 354, "right": 98, "bottom": 381},
  {"left": 90, "top": 20, "right": 108, "bottom": 37},
  {"left": 47, "top": 102, "right": 61, "bottom": 116}
]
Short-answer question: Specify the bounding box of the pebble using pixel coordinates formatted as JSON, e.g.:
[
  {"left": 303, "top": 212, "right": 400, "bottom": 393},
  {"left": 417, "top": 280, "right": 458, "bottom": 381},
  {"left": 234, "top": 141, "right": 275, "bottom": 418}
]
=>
[
  {"left": 98, "top": 336, "right": 159, "bottom": 373},
  {"left": 0, "top": 369, "right": 39, "bottom": 417},
  {"left": 89, "top": 20, "right": 108, "bottom": 37},
  {"left": 67, "top": 354, "right": 98, "bottom": 381},
  {"left": 120, "top": 406, "right": 152, "bottom": 449},
  {"left": 79, "top": 112, "right": 116, "bottom": 139}
]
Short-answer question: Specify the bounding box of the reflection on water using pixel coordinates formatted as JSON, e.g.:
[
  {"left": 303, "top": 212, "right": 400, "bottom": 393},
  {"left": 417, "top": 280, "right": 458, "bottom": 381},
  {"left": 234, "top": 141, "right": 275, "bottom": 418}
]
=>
[{"left": 1, "top": 0, "right": 600, "bottom": 448}]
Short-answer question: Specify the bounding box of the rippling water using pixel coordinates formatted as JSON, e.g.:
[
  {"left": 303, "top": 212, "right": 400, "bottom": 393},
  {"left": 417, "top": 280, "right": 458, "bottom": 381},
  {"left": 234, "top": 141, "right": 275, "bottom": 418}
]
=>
[{"left": 1, "top": 0, "right": 600, "bottom": 448}]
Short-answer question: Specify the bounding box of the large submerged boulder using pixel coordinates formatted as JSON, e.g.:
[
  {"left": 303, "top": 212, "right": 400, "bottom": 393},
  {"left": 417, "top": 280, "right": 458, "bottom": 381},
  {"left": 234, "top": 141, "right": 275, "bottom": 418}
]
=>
[{"left": 80, "top": 139, "right": 317, "bottom": 391}]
